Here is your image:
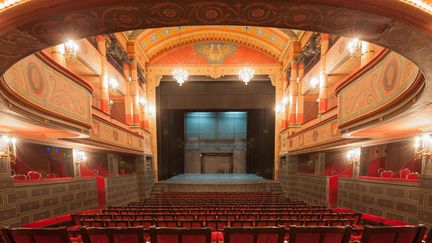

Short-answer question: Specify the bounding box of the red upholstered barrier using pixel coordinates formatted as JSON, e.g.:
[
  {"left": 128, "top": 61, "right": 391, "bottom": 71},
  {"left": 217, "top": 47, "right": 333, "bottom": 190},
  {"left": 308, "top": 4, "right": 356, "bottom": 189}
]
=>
[
  {"left": 21, "top": 215, "right": 71, "bottom": 228},
  {"left": 14, "top": 177, "right": 75, "bottom": 183},
  {"left": 358, "top": 176, "right": 420, "bottom": 183},
  {"left": 328, "top": 176, "right": 338, "bottom": 207}
]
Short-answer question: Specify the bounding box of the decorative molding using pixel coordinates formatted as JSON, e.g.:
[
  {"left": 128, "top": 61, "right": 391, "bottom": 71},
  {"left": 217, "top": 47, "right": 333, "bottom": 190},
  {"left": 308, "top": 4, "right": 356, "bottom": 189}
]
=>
[
  {"left": 338, "top": 51, "right": 422, "bottom": 129},
  {"left": 1, "top": 53, "right": 93, "bottom": 128}
]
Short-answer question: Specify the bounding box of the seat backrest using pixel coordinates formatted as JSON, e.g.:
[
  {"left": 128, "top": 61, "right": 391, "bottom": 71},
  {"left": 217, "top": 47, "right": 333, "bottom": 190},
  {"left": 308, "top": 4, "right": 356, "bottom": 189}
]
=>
[
  {"left": 362, "top": 225, "right": 426, "bottom": 243},
  {"left": 155, "top": 219, "right": 178, "bottom": 227},
  {"left": 46, "top": 173, "right": 56, "bottom": 178},
  {"left": 377, "top": 168, "right": 385, "bottom": 177},
  {"left": 426, "top": 229, "right": 432, "bottom": 243},
  {"left": 279, "top": 219, "right": 303, "bottom": 227},
  {"left": 328, "top": 219, "right": 354, "bottom": 226},
  {"left": 288, "top": 226, "right": 351, "bottom": 243},
  {"left": 27, "top": 171, "right": 41, "bottom": 180},
  {"left": 406, "top": 172, "right": 420, "bottom": 180},
  {"left": 224, "top": 226, "right": 285, "bottom": 243},
  {"left": 81, "top": 227, "right": 146, "bottom": 243},
  {"left": 381, "top": 170, "right": 394, "bottom": 178},
  {"left": 400, "top": 168, "right": 410, "bottom": 178},
  {"left": 304, "top": 219, "right": 328, "bottom": 226},
  {"left": 230, "top": 219, "right": 254, "bottom": 227},
  {"left": 149, "top": 227, "right": 211, "bottom": 243},
  {"left": 12, "top": 174, "right": 28, "bottom": 181},
  {"left": 1, "top": 227, "right": 70, "bottom": 243},
  {"left": 179, "top": 220, "right": 203, "bottom": 228},
  {"left": 129, "top": 219, "right": 155, "bottom": 229},
  {"left": 205, "top": 219, "right": 229, "bottom": 230}
]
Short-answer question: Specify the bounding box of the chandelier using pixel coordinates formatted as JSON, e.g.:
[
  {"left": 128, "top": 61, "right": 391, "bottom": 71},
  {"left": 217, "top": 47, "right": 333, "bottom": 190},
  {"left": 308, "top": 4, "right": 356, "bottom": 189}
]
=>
[
  {"left": 64, "top": 40, "right": 79, "bottom": 58},
  {"left": 239, "top": 67, "right": 254, "bottom": 85},
  {"left": 172, "top": 68, "right": 188, "bottom": 86}
]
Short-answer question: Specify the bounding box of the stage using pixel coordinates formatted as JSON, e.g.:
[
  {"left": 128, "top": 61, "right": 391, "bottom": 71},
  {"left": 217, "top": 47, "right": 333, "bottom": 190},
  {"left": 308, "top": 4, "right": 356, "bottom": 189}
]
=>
[{"left": 154, "top": 173, "right": 283, "bottom": 193}]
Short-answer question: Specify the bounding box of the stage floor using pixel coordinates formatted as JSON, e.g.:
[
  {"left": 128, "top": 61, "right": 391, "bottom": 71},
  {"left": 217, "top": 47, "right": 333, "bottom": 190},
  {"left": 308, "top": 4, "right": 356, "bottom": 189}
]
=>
[{"left": 165, "top": 173, "right": 265, "bottom": 183}]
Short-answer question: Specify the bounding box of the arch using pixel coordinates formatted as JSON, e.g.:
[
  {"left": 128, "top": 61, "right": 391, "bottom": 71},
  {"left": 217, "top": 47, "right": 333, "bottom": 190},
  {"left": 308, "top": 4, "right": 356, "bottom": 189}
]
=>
[{"left": 0, "top": 0, "right": 431, "bottom": 120}]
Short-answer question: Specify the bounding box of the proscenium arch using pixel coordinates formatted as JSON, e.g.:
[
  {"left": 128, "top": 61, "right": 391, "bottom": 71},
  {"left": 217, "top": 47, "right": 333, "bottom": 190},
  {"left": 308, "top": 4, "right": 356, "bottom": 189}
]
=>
[{"left": 0, "top": 0, "right": 432, "bottom": 108}]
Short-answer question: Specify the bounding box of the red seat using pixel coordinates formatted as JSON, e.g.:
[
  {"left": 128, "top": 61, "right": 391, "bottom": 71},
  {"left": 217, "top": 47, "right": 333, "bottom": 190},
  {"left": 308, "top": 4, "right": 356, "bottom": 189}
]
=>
[
  {"left": 12, "top": 174, "right": 28, "bottom": 181},
  {"left": 304, "top": 219, "right": 327, "bottom": 226},
  {"left": 406, "top": 172, "right": 419, "bottom": 179},
  {"left": 288, "top": 226, "right": 351, "bottom": 243},
  {"left": 80, "top": 227, "right": 146, "bottom": 243},
  {"left": 1, "top": 227, "right": 70, "bottom": 243},
  {"left": 149, "top": 227, "right": 212, "bottom": 243},
  {"left": 377, "top": 168, "right": 384, "bottom": 177},
  {"left": 179, "top": 220, "right": 203, "bottom": 228},
  {"left": 380, "top": 170, "right": 394, "bottom": 178},
  {"left": 399, "top": 168, "right": 410, "bottom": 179},
  {"left": 425, "top": 229, "right": 432, "bottom": 243},
  {"left": 230, "top": 219, "right": 254, "bottom": 227},
  {"left": 46, "top": 173, "right": 56, "bottom": 178},
  {"left": 27, "top": 171, "right": 41, "bottom": 180},
  {"left": 361, "top": 225, "right": 426, "bottom": 243},
  {"left": 224, "top": 226, "right": 285, "bottom": 243}
]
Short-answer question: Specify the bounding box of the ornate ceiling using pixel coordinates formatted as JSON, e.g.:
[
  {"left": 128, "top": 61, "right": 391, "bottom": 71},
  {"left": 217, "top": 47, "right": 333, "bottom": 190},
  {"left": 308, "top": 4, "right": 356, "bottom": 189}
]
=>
[{"left": 126, "top": 26, "right": 302, "bottom": 62}]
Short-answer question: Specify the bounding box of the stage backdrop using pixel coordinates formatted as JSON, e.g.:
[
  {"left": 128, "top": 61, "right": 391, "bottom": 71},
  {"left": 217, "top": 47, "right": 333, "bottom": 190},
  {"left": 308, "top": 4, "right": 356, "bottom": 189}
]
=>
[{"left": 156, "top": 78, "right": 275, "bottom": 180}]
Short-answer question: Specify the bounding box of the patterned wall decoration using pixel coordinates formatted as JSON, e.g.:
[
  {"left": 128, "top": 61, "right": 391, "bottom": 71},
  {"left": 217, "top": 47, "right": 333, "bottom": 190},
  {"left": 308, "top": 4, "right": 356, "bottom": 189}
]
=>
[
  {"left": 338, "top": 52, "right": 420, "bottom": 126},
  {"left": 194, "top": 42, "right": 237, "bottom": 64},
  {"left": 137, "top": 26, "right": 290, "bottom": 60},
  {"left": 105, "top": 175, "right": 139, "bottom": 206},
  {"left": 90, "top": 116, "right": 151, "bottom": 153},
  {"left": 324, "top": 37, "right": 350, "bottom": 73},
  {"left": 149, "top": 43, "right": 278, "bottom": 65},
  {"left": 338, "top": 178, "right": 421, "bottom": 225},
  {"left": 2, "top": 54, "right": 92, "bottom": 126},
  {"left": 14, "top": 178, "right": 98, "bottom": 226},
  {"left": 77, "top": 39, "right": 102, "bottom": 75},
  {"left": 284, "top": 116, "right": 340, "bottom": 153}
]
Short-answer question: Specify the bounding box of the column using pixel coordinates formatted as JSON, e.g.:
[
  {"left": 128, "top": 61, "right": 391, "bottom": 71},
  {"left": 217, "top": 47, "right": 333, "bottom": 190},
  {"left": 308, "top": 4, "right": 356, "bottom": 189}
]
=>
[
  {"left": 146, "top": 74, "right": 159, "bottom": 181},
  {"left": 134, "top": 155, "right": 147, "bottom": 200},
  {"left": 51, "top": 44, "right": 66, "bottom": 66},
  {"left": 123, "top": 63, "right": 133, "bottom": 125},
  {"left": 107, "top": 153, "right": 119, "bottom": 176},
  {"left": 0, "top": 137, "right": 20, "bottom": 226},
  {"left": 296, "top": 62, "right": 305, "bottom": 124},
  {"left": 130, "top": 61, "right": 140, "bottom": 126},
  {"left": 419, "top": 154, "right": 432, "bottom": 226},
  {"left": 315, "top": 153, "right": 325, "bottom": 175},
  {"left": 273, "top": 73, "right": 283, "bottom": 181},
  {"left": 288, "top": 62, "right": 298, "bottom": 125},
  {"left": 280, "top": 73, "right": 289, "bottom": 130},
  {"left": 97, "top": 35, "right": 110, "bottom": 114},
  {"left": 318, "top": 34, "right": 330, "bottom": 114}
]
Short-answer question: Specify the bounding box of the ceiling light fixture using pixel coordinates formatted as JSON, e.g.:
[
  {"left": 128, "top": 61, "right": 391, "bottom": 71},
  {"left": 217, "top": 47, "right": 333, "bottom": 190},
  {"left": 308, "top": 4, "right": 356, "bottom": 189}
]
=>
[
  {"left": 239, "top": 26, "right": 255, "bottom": 85},
  {"left": 172, "top": 68, "right": 188, "bottom": 86},
  {"left": 64, "top": 39, "right": 79, "bottom": 59}
]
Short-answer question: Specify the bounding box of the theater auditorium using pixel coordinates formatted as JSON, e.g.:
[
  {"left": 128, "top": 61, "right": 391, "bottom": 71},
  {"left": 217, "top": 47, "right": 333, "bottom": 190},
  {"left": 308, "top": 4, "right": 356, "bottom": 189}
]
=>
[{"left": 0, "top": 1, "right": 431, "bottom": 242}]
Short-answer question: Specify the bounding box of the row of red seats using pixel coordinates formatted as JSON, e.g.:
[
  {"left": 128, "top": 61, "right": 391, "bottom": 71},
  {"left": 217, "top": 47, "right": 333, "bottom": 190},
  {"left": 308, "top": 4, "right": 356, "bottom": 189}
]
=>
[
  {"left": 79, "top": 218, "right": 357, "bottom": 228},
  {"left": 102, "top": 209, "right": 332, "bottom": 215},
  {"left": 75, "top": 212, "right": 359, "bottom": 221},
  {"left": 2, "top": 225, "right": 428, "bottom": 243}
]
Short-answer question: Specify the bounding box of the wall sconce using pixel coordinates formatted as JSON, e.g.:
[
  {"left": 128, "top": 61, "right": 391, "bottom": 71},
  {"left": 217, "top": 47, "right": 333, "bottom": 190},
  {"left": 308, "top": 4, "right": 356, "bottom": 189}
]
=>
[
  {"left": 139, "top": 97, "right": 146, "bottom": 106},
  {"left": 309, "top": 77, "right": 319, "bottom": 90},
  {"left": 347, "top": 38, "right": 369, "bottom": 57},
  {"left": 64, "top": 40, "right": 79, "bottom": 59},
  {"left": 147, "top": 105, "right": 156, "bottom": 117},
  {"left": 281, "top": 96, "right": 290, "bottom": 106},
  {"left": 108, "top": 78, "right": 119, "bottom": 90},
  {"left": 414, "top": 133, "right": 432, "bottom": 159},
  {"left": 0, "top": 135, "right": 17, "bottom": 163},
  {"left": 346, "top": 147, "right": 361, "bottom": 164},
  {"left": 73, "top": 149, "right": 87, "bottom": 164}
]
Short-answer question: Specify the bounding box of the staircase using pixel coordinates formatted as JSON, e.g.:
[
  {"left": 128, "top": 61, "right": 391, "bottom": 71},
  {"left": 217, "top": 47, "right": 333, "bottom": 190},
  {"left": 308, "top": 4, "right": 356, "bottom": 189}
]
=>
[
  {"left": 149, "top": 182, "right": 166, "bottom": 198},
  {"left": 268, "top": 182, "right": 284, "bottom": 195}
]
